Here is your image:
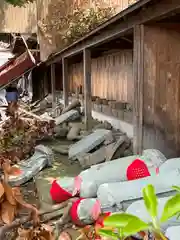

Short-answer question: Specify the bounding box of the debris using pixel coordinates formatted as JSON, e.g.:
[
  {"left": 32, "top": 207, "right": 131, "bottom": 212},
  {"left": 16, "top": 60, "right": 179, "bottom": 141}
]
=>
[
  {"left": 103, "top": 131, "right": 114, "bottom": 145},
  {"left": 40, "top": 112, "right": 54, "bottom": 121},
  {"left": 58, "top": 231, "right": 72, "bottom": 240},
  {"left": 68, "top": 129, "right": 112, "bottom": 161},
  {"left": 55, "top": 110, "right": 80, "bottom": 125},
  {"left": 77, "top": 143, "right": 115, "bottom": 169},
  {"left": 67, "top": 125, "right": 81, "bottom": 141},
  {"left": 93, "top": 120, "right": 112, "bottom": 130},
  {"left": 105, "top": 134, "right": 129, "bottom": 161},
  {"left": 0, "top": 115, "right": 54, "bottom": 163},
  {"left": 19, "top": 106, "right": 53, "bottom": 122},
  {"left": 61, "top": 100, "right": 81, "bottom": 114},
  {"left": 52, "top": 145, "right": 69, "bottom": 155},
  {"left": 54, "top": 126, "right": 69, "bottom": 138}
]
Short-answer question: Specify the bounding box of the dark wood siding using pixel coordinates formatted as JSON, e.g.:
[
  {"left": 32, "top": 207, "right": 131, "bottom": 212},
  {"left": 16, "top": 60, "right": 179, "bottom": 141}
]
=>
[
  {"left": 143, "top": 24, "right": 180, "bottom": 157},
  {"left": 69, "top": 50, "right": 133, "bottom": 104}
]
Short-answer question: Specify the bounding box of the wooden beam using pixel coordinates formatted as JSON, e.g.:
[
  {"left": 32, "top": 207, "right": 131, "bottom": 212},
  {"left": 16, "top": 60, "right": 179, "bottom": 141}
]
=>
[
  {"left": 51, "top": 63, "right": 56, "bottom": 109},
  {"left": 62, "top": 58, "right": 69, "bottom": 107},
  {"left": 83, "top": 48, "right": 92, "bottom": 130},
  {"left": 133, "top": 24, "right": 144, "bottom": 155}
]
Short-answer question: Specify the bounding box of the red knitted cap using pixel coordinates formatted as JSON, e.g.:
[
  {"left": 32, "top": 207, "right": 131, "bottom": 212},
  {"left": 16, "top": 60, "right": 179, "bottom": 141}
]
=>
[
  {"left": 126, "top": 159, "right": 150, "bottom": 181},
  {"left": 50, "top": 180, "right": 72, "bottom": 203},
  {"left": 70, "top": 198, "right": 84, "bottom": 226}
]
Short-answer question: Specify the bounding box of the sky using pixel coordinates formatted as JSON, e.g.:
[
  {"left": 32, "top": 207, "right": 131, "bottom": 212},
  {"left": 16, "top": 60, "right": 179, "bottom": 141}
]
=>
[{"left": 0, "top": 48, "right": 14, "bottom": 67}]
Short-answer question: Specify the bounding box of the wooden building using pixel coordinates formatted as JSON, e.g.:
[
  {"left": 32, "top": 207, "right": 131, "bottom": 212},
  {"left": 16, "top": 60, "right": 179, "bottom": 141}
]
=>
[{"left": 46, "top": 0, "right": 180, "bottom": 158}]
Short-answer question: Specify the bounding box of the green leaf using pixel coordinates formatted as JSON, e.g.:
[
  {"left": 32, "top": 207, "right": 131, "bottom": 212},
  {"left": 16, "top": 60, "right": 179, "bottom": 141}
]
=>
[
  {"left": 123, "top": 217, "right": 149, "bottom": 236},
  {"left": 161, "top": 193, "right": 180, "bottom": 222},
  {"left": 104, "top": 213, "right": 148, "bottom": 233},
  {"left": 103, "top": 213, "right": 137, "bottom": 228},
  {"left": 143, "top": 184, "right": 158, "bottom": 218},
  {"left": 172, "top": 185, "right": 180, "bottom": 192},
  {"left": 98, "top": 229, "right": 118, "bottom": 240}
]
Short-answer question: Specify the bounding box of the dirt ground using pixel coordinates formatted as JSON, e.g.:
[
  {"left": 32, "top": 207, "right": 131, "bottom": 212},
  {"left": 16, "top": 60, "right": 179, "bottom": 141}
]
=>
[{"left": 17, "top": 138, "right": 82, "bottom": 239}]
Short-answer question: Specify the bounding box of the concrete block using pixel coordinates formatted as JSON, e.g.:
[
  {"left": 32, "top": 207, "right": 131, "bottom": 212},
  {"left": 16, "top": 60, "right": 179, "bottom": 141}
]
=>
[
  {"left": 67, "top": 126, "right": 81, "bottom": 140},
  {"left": 54, "top": 126, "right": 69, "bottom": 138},
  {"left": 55, "top": 110, "right": 80, "bottom": 125},
  {"left": 117, "top": 109, "right": 124, "bottom": 120},
  {"left": 112, "top": 109, "right": 118, "bottom": 118},
  {"left": 77, "top": 143, "right": 115, "bottom": 169},
  {"left": 68, "top": 129, "right": 112, "bottom": 161},
  {"left": 124, "top": 111, "right": 133, "bottom": 124},
  {"left": 106, "top": 135, "right": 128, "bottom": 161}
]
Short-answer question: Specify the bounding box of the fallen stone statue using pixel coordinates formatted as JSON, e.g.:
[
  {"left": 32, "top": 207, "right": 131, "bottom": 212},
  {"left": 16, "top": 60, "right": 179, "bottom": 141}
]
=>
[
  {"left": 8, "top": 145, "right": 53, "bottom": 186},
  {"left": 97, "top": 167, "right": 180, "bottom": 212},
  {"left": 50, "top": 149, "right": 167, "bottom": 202},
  {"left": 49, "top": 153, "right": 180, "bottom": 229},
  {"left": 67, "top": 163, "right": 180, "bottom": 226},
  {"left": 70, "top": 170, "right": 180, "bottom": 227}
]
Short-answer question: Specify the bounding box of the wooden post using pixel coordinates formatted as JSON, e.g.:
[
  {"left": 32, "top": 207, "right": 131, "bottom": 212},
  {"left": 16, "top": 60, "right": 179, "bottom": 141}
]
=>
[
  {"left": 133, "top": 24, "right": 144, "bottom": 154},
  {"left": 62, "top": 58, "right": 69, "bottom": 107},
  {"left": 51, "top": 63, "right": 56, "bottom": 109},
  {"left": 83, "top": 48, "right": 92, "bottom": 130}
]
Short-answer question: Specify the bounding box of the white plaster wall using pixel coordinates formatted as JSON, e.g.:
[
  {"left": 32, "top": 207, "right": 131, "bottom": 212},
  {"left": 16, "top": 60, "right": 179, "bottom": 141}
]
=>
[{"left": 92, "top": 110, "right": 133, "bottom": 138}]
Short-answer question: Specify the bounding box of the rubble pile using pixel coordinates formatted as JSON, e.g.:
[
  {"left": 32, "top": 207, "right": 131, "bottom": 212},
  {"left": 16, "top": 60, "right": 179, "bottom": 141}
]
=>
[{"left": 0, "top": 115, "right": 54, "bottom": 164}]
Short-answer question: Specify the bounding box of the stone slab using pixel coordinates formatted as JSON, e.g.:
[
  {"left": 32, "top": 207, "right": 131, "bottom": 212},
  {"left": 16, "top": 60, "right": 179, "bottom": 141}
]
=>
[
  {"left": 77, "top": 143, "right": 115, "bottom": 169},
  {"left": 55, "top": 110, "right": 80, "bottom": 125},
  {"left": 68, "top": 129, "right": 112, "bottom": 161},
  {"left": 106, "top": 135, "right": 127, "bottom": 161}
]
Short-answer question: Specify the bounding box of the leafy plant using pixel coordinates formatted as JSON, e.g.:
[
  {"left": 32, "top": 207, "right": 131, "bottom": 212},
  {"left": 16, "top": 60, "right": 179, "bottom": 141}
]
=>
[
  {"left": 98, "top": 184, "right": 180, "bottom": 239},
  {"left": 39, "top": 2, "right": 114, "bottom": 50},
  {"left": 4, "top": 0, "right": 34, "bottom": 7}
]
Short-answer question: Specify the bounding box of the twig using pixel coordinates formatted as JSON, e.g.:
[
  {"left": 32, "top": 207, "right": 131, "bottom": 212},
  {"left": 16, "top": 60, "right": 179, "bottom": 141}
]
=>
[
  {"left": 39, "top": 198, "right": 79, "bottom": 216},
  {"left": 0, "top": 214, "right": 31, "bottom": 239},
  {"left": 0, "top": 198, "right": 79, "bottom": 239},
  {"left": 18, "top": 107, "right": 49, "bottom": 121},
  {"left": 55, "top": 202, "right": 73, "bottom": 227}
]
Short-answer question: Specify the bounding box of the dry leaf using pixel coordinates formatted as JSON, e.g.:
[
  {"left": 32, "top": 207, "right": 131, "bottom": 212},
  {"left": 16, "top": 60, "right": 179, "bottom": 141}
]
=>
[
  {"left": 17, "top": 228, "right": 33, "bottom": 240},
  {"left": 58, "top": 231, "right": 72, "bottom": 240},
  {"left": 8, "top": 166, "right": 22, "bottom": 176},
  {"left": 40, "top": 224, "right": 55, "bottom": 240},
  {"left": 2, "top": 181, "right": 17, "bottom": 205},
  {"left": 39, "top": 229, "right": 55, "bottom": 240},
  {"left": 41, "top": 224, "right": 54, "bottom": 233},
  {"left": 1, "top": 200, "right": 16, "bottom": 224},
  {"left": 13, "top": 187, "right": 39, "bottom": 224},
  {"left": 0, "top": 182, "right": 4, "bottom": 199}
]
